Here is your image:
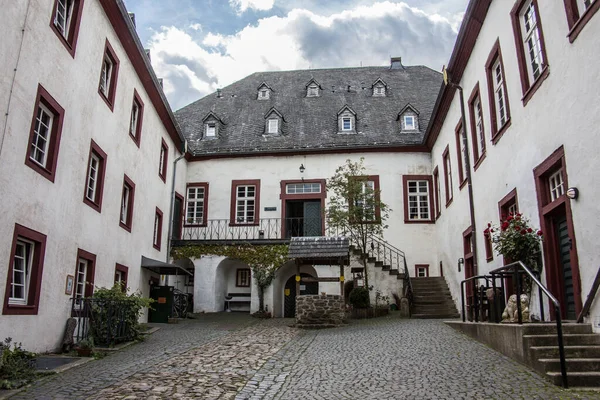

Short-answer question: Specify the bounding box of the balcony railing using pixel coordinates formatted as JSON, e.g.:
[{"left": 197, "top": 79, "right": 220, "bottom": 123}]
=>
[{"left": 180, "top": 217, "right": 325, "bottom": 241}]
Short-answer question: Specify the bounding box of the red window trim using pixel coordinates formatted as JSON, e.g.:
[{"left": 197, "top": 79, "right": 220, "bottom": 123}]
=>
[
  {"left": 184, "top": 182, "right": 209, "bottom": 227},
  {"left": 455, "top": 120, "right": 467, "bottom": 189},
  {"left": 114, "top": 263, "right": 128, "bottom": 290},
  {"left": 174, "top": 191, "right": 185, "bottom": 239},
  {"left": 129, "top": 89, "right": 144, "bottom": 147},
  {"left": 3, "top": 224, "right": 47, "bottom": 315},
  {"left": 415, "top": 264, "right": 430, "bottom": 277},
  {"left": 498, "top": 188, "right": 519, "bottom": 220},
  {"left": 463, "top": 226, "right": 474, "bottom": 259},
  {"left": 159, "top": 138, "right": 168, "bottom": 182},
  {"left": 50, "top": 0, "right": 85, "bottom": 58},
  {"left": 98, "top": 39, "right": 120, "bottom": 111},
  {"left": 349, "top": 175, "right": 382, "bottom": 224},
  {"left": 563, "top": 0, "right": 600, "bottom": 42},
  {"left": 510, "top": 0, "right": 550, "bottom": 106},
  {"left": 119, "top": 174, "right": 136, "bottom": 232},
  {"left": 280, "top": 179, "right": 327, "bottom": 238},
  {"left": 24, "top": 84, "right": 65, "bottom": 183},
  {"left": 484, "top": 231, "right": 494, "bottom": 262},
  {"left": 485, "top": 39, "right": 512, "bottom": 145},
  {"left": 82, "top": 139, "right": 107, "bottom": 213},
  {"left": 442, "top": 145, "right": 453, "bottom": 207},
  {"left": 236, "top": 268, "right": 251, "bottom": 287},
  {"left": 75, "top": 248, "right": 96, "bottom": 298},
  {"left": 402, "top": 175, "right": 434, "bottom": 224},
  {"left": 153, "top": 207, "right": 163, "bottom": 251},
  {"left": 230, "top": 179, "right": 261, "bottom": 226},
  {"left": 468, "top": 82, "right": 487, "bottom": 170},
  {"left": 433, "top": 166, "right": 441, "bottom": 219}
]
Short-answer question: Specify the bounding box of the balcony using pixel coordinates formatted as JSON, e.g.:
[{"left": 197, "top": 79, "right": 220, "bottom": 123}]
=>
[{"left": 176, "top": 217, "right": 326, "bottom": 244}]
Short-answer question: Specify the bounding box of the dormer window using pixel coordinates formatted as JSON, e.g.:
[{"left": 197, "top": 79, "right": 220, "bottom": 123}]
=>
[
  {"left": 371, "top": 78, "right": 388, "bottom": 97},
  {"left": 337, "top": 105, "right": 357, "bottom": 134},
  {"left": 404, "top": 116, "right": 415, "bottom": 130},
  {"left": 305, "top": 78, "right": 322, "bottom": 98},
  {"left": 374, "top": 86, "right": 385, "bottom": 96},
  {"left": 264, "top": 107, "right": 283, "bottom": 135},
  {"left": 259, "top": 89, "right": 268, "bottom": 99},
  {"left": 257, "top": 82, "right": 272, "bottom": 100},
  {"left": 206, "top": 123, "right": 216, "bottom": 137},
  {"left": 201, "top": 111, "right": 224, "bottom": 139},
  {"left": 268, "top": 119, "right": 278, "bottom": 134},
  {"left": 397, "top": 104, "right": 420, "bottom": 132}
]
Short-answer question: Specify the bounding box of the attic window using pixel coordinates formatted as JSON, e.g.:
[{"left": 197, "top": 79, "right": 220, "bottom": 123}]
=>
[
  {"left": 342, "top": 118, "right": 352, "bottom": 131},
  {"left": 258, "top": 88, "right": 270, "bottom": 100},
  {"left": 374, "top": 85, "right": 386, "bottom": 97},
  {"left": 307, "top": 85, "right": 319, "bottom": 97},
  {"left": 206, "top": 123, "right": 216, "bottom": 137},
  {"left": 404, "top": 116, "right": 416, "bottom": 130},
  {"left": 268, "top": 119, "right": 278, "bottom": 134}
]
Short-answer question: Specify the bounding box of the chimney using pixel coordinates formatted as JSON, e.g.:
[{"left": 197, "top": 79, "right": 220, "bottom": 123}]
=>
[
  {"left": 144, "top": 49, "right": 151, "bottom": 62},
  {"left": 390, "top": 57, "right": 404, "bottom": 69},
  {"left": 128, "top": 12, "right": 136, "bottom": 28},
  {"left": 216, "top": 89, "right": 222, "bottom": 98}
]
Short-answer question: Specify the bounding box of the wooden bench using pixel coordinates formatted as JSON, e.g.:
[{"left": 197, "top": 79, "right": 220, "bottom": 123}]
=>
[{"left": 225, "top": 292, "right": 251, "bottom": 312}]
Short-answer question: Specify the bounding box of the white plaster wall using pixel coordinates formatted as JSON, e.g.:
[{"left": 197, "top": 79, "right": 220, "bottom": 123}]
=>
[
  {"left": 186, "top": 152, "right": 437, "bottom": 276},
  {"left": 0, "top": 0, "right": 186, "bottom": 351},
  {"left": 431, "top": 1, "right": 600, "bottom": 326}
]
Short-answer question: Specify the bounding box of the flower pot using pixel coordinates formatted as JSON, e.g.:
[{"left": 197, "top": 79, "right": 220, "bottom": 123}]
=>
[{"left": 76, "top": 347, "right": 92, "bottom": 357}]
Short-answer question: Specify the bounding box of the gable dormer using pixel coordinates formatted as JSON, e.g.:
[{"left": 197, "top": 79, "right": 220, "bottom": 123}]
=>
[
  {"left": 264, "top": 107, "right": 284, "bottom": 135},
  {"left": 371, "top": 78, "right": 388, "bottom": 97},
  {"left": 257, "top": 82, "right": 272, "bottom": 100},
  {"left": 337, "top": 105, "right": 357, "bottom": 134},
  {"left": 397, "top": 104, "right": 420, "bottom": 132},
  {"left": 202, "top": 111, "right": 224, "bottom": 139},
  {"left": 305, "top": 78, "right": 322, "bottom": 97}
]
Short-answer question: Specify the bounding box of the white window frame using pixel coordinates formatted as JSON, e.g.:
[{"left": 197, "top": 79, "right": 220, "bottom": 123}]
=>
[
  {"left": 578, "top": 0, "right": 595, "bottom": 14},
  {"left": 115, "top": 270, "right": 124, "bottom": 285},
  {"left": 120, "top": 184, "right": 130, "bottom": 224},
  {"left": 74, "top": 257, "right": 88, "bottom": 300},
  {"left": 130, "top": 101, "right": 140, "bottom": 136},
  {"left": 54, "top": 0, "right": 74, "bottom": 39},
  {"left": 407, "top": 180, "right": 430, "bottom": 221},
  {"left": 404, "top": 115, "right": 416, "bottom": 130},
  {"left": 85, "top": 153, "right": 100, "bottom": 202},
  {"left": 374, "top": 85, "right": 385, "bottom": 96},
  {"left": 492, "top": 58, "right": 507, "bottom": 128},
  {"left": 417, "top": 266, "right": 427, "bottom": 277},
  {"left": 206, "top": 123, "right": 216, "bottom": 137},
  {"left": 549, "top": 170, "right": 565, "bottom": 202},
  {"left": 258, "top": 89, "right": 269, "bottom": 99},
  {"left": 236, "top": 185, "right": 256, "bottom": 224},
  {"left": 356, "top": 180, "right": 376, "bottom": 221},
  {"left": 307, "top": 85, "right": 319, "bottom": 97},
  {"left": 342, "top": 117, "right": 352, "bottom": 131},
  {"left": 153, "top": 213, "right": 161, "bottom": 247},
  {"left": 519, "top": 0, "right": 544, "bottom": 82},
  {"left": 474, "top": 97, "right": 485, "bottom": 157},
  {"left": 268, "top": 119, "right": 278, "bottom": 134},
  {"left": 100, "top": 56, "right": 113, "bottom": 97},
  {"left": 458, "top": 127, "right": 468, "bottom": 181},
  {"left": 236, "top": 269, "right": 251, "bottom": 287},
  {"left": 186, "top": 186, "right": 205, "bottom": 225},
  {"left": 508, "top": 203, "right": 518, "bottom": 217},
  {"left": 445, "top": 153, "right": 453, "bottom": 200},
  {"left": 29, "top": 103, "right": 54, "bottom": 168},
  {"left": 286, "top": 183, "right": 322, "bottom": 194},
  {"left": 159, "top": 145, "right": 166, "bottom": 177},
  {"left": 9, "top": 239, "right": 34, "bottom": 305}
]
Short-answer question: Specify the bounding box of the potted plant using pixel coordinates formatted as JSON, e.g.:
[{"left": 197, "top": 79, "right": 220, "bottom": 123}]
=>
[{"left": 75, "top": 338, "right": 94, "bottom": 357}]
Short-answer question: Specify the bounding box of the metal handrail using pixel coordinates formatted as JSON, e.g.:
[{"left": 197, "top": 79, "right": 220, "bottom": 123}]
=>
[
  {"left": 368, "top": 235, "right": 413, "bottom": 307},
  {"left": 461, "top": 261, "right": 567, "bottom": 388}
]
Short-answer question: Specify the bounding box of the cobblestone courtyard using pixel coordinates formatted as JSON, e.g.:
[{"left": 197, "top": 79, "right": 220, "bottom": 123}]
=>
[{"left": 7, "top": 314, "right": 600, "bottom": 400}]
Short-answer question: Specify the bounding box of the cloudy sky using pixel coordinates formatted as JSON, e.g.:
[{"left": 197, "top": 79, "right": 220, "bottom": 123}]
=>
[{"left": 124, "top": 0, "right": 468, "bottom": 110}]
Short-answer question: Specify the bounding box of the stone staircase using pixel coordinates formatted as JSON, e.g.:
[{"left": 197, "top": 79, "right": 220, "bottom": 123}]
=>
[
  {"left": 411, "top": 277, "right": 460, "bottom": 319},
  {"left": 524, "top": 323, "right": 600, "bottom": 387}
]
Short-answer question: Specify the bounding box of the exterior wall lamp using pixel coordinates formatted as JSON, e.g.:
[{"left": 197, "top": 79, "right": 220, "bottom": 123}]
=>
[
  {"left": 566, "top": 187, "right": 579, "bottom": 200},
  {"left": 299, "top": 164, "right": 305, "bottom": 173},
  {"left": 458, "top": 257, "right": 464, "bottom": 272}
]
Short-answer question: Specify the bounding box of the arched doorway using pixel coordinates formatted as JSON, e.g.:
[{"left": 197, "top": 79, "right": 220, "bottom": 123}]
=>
[{"left": 284, "top": 273, "right": 318, "bottom": 317}]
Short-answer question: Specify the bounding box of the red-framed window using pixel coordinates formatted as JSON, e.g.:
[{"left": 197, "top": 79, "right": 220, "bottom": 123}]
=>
[
  {"left": 119, "top": 174, "right": 136, "bottom": 232},
  {"left": 159, "top": 139, "right": 168, "bottom": 182},
  {"left": 73, "top": 248, "right": 96, "bottom": 302},
  {"left": 468, "top": 83, "right": 486, "bottom": 169},
  {"left": 455, "top": 120, "right": 467, "bottom": 189},
  {"left": 442, "top": 145, "right": 453, "bottom": 206},
  {"left": 484, "top": 231, "right": 494, "bottom": 262},
  {"left": 3, "top": 224, "right": 47, "bottom": 315},
  {"left": 114, "top": 263, "right": 128, "bottom": 291},
  {"left": 98, "top": 39, "right": 120, "bottom": 111},
  {"left": 185, "top": 183, "right": 209, "bottom": 226},
  {"left": 82, "top": 140, "right": 107, "bottom": 213},
  {"left": 236, "top": 269, "right": 251, "bottom": 287},
  {"left": 403, "top": 175, "right": 434, "bottom": 224},
  {"left": 153, "top": 207, "right": 163, "bottom": 251},
  {"left": 50, "top": 0, "right": 84, "bottom": 57},
  {"left": 25, "top": 84, "right": 65, "bottom": 183},
  {"left": 129, "top": 90, "right": 144, "bottom": 147},
  {"left": 349, "top": 175, "right": 381, "bottom": 223},
  {"left": 433, "top": 166, "right": 441, "bottom": 219},
  {"left": 415, "top": 264, "right": 430, "bottom": 277},
  {"left": 563, "top": 0, "right": 600, "bottom": 42},
  {"left": 511, "top": 0, "right": 549, "bottom": 106},
  {"left": 498, "top": 188, "right": 519, "bottom": 221},
  {"left": 485, "top": 39, "right": 511, "bottom": 144},
  {"left": 230, "top": 180, "right": 261, "bottom": 225}
]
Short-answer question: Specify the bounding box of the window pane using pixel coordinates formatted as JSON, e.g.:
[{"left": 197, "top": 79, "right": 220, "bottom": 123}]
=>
[{"left": 30, "top": 105, "right": 53, "bottom": 167}]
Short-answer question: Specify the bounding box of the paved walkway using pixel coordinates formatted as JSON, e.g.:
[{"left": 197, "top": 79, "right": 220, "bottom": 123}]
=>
[{"left": 8, "top": 314, "right": 600, "bottom": 399}]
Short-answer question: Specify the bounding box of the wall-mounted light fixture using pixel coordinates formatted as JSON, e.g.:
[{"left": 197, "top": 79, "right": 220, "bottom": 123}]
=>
[
  {"left": 566, "top": 187, "right": 579, "bottom": 200},
  {"left": 299, "top": 164, "right": 305, "bottom": 173},
  {"left": 458, "top": 257, "right": 464, "bottom": 272}
]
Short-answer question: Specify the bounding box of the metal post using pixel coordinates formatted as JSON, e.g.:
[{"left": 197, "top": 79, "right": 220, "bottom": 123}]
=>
[
  {"left": 515, "top": 267, "right": 523, "bottom": 324},
  {"left": 461, "top": 282, "right": 466, "bottom": 322},
  {"left": 555, "top": 307, "right": 568, "bottom": 388}
]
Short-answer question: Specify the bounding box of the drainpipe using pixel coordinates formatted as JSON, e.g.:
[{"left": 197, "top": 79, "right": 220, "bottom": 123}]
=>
[
  {"left": 0, "top": 0, "right": 32, "bottom": 162},
  {"left": 166, "top": 141, "right": 187, "bottom": 264},
  {"left": 444, "top": 68, "right": 478, "bottom": 275}
]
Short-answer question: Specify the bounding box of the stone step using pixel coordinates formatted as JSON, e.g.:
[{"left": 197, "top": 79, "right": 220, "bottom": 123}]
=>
[
  {"left": 412, "top": 313, "right": 460, "bottom": 319},
  {"left": 523, "top": 324, "right": 593, "bottom": 336},
  {"left": 411, "top": 291, "right": 453, "bottom": 298},
  {"left": 381, "top": 265, "right": 391, "bottom": 271},
  {"left": 538, "top": 358, "right": 600, "bottom": 373},
  {"left": 531, "top": 346, "right": 600, "bottom": 359},
  {"left": 524, "top": 334, "right": 600, "bottom": 347},
  {"left": 547, "top": 371, "right": 600, "bottom": 387},
  {"left": 412, "top": 295, "right": 453, "bottom": 301},
  {"left": 389, "top": 269, "right": 399, "bottom": 276}
]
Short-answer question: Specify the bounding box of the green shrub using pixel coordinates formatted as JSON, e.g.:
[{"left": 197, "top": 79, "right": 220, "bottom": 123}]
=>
[
  {"left": 348, "top": 287, "right": 370, "bottom": 309},
  {"left": 0, "top": 338, "right": 36, "bottom": 389}
]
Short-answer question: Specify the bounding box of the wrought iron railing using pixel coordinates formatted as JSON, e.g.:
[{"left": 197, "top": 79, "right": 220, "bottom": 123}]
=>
[
  {"left": 460, "top": 261, "right": 568, "bottom": 388},
  {"left": 71, "top": 297, "right": 136, "bottom": 345},
  {"left": 368, "top": 235, "right": 413, "bottom": 306},
  {"left": 181, "top": 217, "right": 324, "bottom": 241}
]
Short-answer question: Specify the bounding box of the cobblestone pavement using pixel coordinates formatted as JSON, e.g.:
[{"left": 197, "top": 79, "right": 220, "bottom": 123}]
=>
[{"left": 9, "top": 314, "right": 600, "bottom": 400}]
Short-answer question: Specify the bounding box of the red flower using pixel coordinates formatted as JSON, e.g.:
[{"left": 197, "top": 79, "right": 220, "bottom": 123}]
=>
[
  {"left": 537, "top": 230, "right": 543, "bottom": 236},
  {"left": 507, "top": 215, "right": 513, "bottom": 221},
  {"left": 488, "top": 222, "right": 492, "bottom": 228},
  {"left": 527, "top": 228, "right": 533, "bottom": 233},
  {"left": 501, "top": 222, "right": 509, "bottom": 231},
  {"left": 521, "top": 230, "right": 526, "bottom": 235}
]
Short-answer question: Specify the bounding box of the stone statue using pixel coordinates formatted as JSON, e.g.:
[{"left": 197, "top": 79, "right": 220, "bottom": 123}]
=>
[
  {"left": 501, "top": 294, "right": 530, "bottom": 323},
  {"left": 516, "top": 294, "right": 530, "bottom": 322},
  {"left": 62, "top": 317, "right": 77, "bottom": 352}
]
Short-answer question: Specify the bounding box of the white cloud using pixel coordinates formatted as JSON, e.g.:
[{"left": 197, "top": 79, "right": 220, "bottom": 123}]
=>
[
  {"left": 148, "top": 1, "right": 461, "bottom": 110},
  {"left": 189, "top": 23, "right": 202, "bottom": 31},
  {"left": 229, "top": 0, "right": 275, "bottom": 14}
]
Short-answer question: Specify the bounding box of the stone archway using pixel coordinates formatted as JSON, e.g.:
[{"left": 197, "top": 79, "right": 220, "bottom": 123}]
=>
[{"left": 273, "top": 262, "right": 318, "bottom": 318}]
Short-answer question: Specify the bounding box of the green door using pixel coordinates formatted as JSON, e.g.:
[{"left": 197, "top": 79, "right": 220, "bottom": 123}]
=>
[
  {"left": 556, "top": 216, "right": 576, "bottom": 320},
  {"left": 149, "top": 286, "right": 174, "bottom": 323},
  {"left": 303, "top": 201, "right": 322, "bottom": 236}
]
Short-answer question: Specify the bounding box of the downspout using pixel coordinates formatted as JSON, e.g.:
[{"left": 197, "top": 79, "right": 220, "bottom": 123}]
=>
[
  {"left": 166, "top": 141, "right": 187, "bottom": 263},
  {"left": 0, "top": 0, "right": 32, "bottom": 162}
]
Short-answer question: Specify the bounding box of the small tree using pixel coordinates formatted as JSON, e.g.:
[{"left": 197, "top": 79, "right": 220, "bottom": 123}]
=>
[{"left": 326, "top": 158, "right": 390, "bottom": 291}]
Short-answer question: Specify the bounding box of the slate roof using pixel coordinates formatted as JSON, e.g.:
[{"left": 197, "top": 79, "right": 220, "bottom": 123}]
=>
[
  {"left": 175, "top": 65, "right": 442, "bottom": 156},
  {"left": 288, "top": 236, "right": 350, "bottom": 262}
]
